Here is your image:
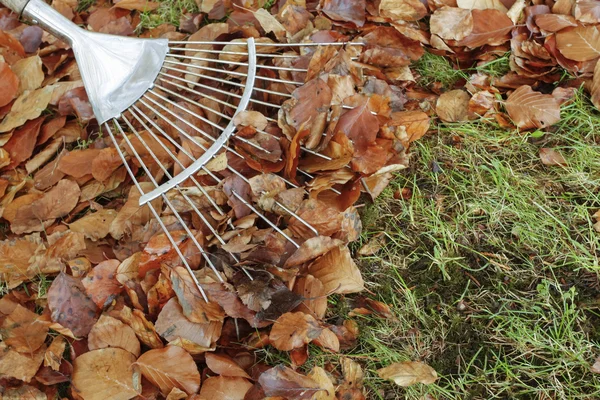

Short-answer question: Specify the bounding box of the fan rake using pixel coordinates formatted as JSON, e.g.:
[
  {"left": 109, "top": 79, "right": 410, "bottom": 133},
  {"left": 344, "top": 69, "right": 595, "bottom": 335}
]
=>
[{"left": 2, "top": 0, "right": 369, "bottom": 301}]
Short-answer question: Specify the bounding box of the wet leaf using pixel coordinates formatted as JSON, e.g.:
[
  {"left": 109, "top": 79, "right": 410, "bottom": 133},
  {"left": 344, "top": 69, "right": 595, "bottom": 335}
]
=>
[
  {"left": 135, "top": 345, "right": 200, "bottom": 395},
  {"left": 47, "top": 272, "right": 98, "bottom": 338},
  {"left": 377, "top": 361, "right": 438, "bottom": 387},
  {"left": 72, "top": 348, "right": 141, "bottom": 400}
]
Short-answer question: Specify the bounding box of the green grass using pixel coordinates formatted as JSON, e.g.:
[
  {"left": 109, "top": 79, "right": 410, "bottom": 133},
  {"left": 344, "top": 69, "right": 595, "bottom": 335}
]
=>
[
  {"left": 413, "top": 52, "right": 468, "bottom": 89},
  {"left": 138, "top": 0, "right": 198, "bottom": 30}
]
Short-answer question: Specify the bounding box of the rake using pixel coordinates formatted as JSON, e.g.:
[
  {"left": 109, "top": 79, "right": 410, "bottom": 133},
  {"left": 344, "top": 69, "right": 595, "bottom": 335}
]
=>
[{"left": 2, "top": 0, "right": 370, "bottom": 301}]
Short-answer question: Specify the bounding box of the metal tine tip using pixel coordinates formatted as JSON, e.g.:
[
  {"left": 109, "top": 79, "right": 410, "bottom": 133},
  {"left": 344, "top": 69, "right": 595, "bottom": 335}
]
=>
[
  {"left": 168, "top": 41, "right": 365, "bottom": 46},
  {"left": 136, "top": 94, "right": 320, "bottom": 240},
  {"left": 119, "top": 110, "right": 254, "bottom": 280},
  {"left": 102, "top": 122, "right": 211, "bottom": 302}
]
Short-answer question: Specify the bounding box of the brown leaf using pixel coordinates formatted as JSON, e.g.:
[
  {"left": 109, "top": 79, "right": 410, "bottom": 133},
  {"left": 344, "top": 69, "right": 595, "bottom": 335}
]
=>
[
  {"left": 72, "top": 348, "right": 141, "bottom": 400},
  {"left": 44, "top": 334, "right": 66, "bottom": 371},
  {"left": 284, "top": 236, "right": 344, "bottom": 267},
  {"left": 2, "top": 117, "right": 44, "bottom": 169},
  {"left": 308, "top": 366, "right": 335, "bottom": 400},
  {"left": 430, "top": 7, "right": 473, "bottom": 41},
  {"left": 539, "top": 148, "right": 567, "bottom": 166},
  {"left": 258, "top": 365, "right": 323, "bottom": 400},
  {"left": 293, "top": 275, "right": 328, "bottom": 319},
  {"left": 457, "top": 0, "right": 507, "bottom": 11},
  {"left": 2, "top": 385, "right": 46, "bottom": 399},
  {"left": 58, "top": 149, "right": 102, "bottom": 178},
  {"left": 436, "top": 90, "right": 470, "bottom": 122},
  {"left": 113, "top": 0, "right": 160, "bottom": 11},
  {"left": 155, "top": 298, "right": 222, "bottom": 353},
  {"left": 88, "top": 314, "right": 141, "bottom": 357},
  {"left": 92, "top": 147, "right": 123, "bottom": 182},
  {"left": 205, "top": 353, "right": 251, "bottom": 378},
  {"left": 556, "top": 25, "right": 600, "bottom": 61},
  {"left": 308, "top": 246, "right": 364, "bottom": 294},
  {"left": 170, "top": 266, "right": 225, "bottom": 323},
  {"left": 114, "top": 306, "right": 163, "bottom": 349},
  {"left": 313, "top": 327, "right": 340, "bottom": 352},
  {"left": 505, "top": 85, "right": 561, "bottom": 129},
  {"left": 135, "top": 345, "right": 200, "bottom": 395},
  {"left": 534, "top": 14, "right": 577, "bottom": 32},
  {"left": 32, "top": 178, "right": 81, "bottom": 220},
  {"left": 1, "top": 304, "right": 48, "bottom": 353},
  {"left": 0, "top": 61, "right": 19, "bottom": 107},
  {"left": 199, "top": 376, "right": 253, "bottom": 399},
  {"left": 574, "top": 1, "right": 600, "bottom": 23},
  {"left": 377, "top": 361, "right": 438, "bottom": 387},
  {"left": 455, "top": 9, "right": 513, "bottom": 48},
  {"left": 0, "top": 234, "right": 43, "bottom": 288},
  {"left": 592, "top": 59, "right": 600, "bottom": 110},
  {"left": 288, "top": 199, "right": 344, "bottom": 239},
  {"left": 12, "top": 55, "right": 44, "bottom": 94},
  {"left": 47, "top": 272, "right": 98, "bottom": 338},
  {"left": 69, "top": 209, "right": 118, "bottom": 241},
  {"left": 0, "top": 86, "right": 54, "bottom": 133},
  {"left": 269, "top": 312, "right": 323, "bottom": 351},
  {"left": 322, "top": 0, "right": 366, "bottom": 26},
  {"left": 379, "top": 0, "right": 428, "bottom": 21},
  {"left": 0, "top": 342, "right": 46, "bottom": 382}
]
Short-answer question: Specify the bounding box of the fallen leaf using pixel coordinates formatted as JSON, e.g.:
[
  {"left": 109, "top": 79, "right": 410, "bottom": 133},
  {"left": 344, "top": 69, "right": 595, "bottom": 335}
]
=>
[
  {"left": 556, "top": 25, "right": 600, "bottom": 61},
  {"left": 269, "top": 312, "right": 323, "bottom": 351},
  {"left": 308, "top": 366, "right": 335, "bottom": 400},
  {"left": 44, "top": 334, "right": 66, "bottom": 371},
  {"left": 308, "top": 246, "right": 364, "bottom": 294},
  {"left": 377, "top": 361, "right": 438, "bottom": 387},
  {"left": 430, "top": 7, "right": 473, "bottom": 41},
  {"left": 69, "top": 209, "right": 118, "bottom": 241},
  {"left": 0, "top": 61, "right": 19, "bottom": 107},
  {"left": 457, "top": 0, "right": 507, "bottom": 11},
  {"left": 455, "top": 9, "right": 513, "bottom": 48},
  {"left": 32, "top": 178, "right": 81, "bottom": 220},
  {"left": 2, "top": 117, "right": 44, "bottom": 169},
  {"left": 539, "top": 148, "right": 567, "bottom": 166},
  {"left": 198, "top": 376, "right": 253, "bottom": 400},
  {"left": 88, "top": 314, "right": 141, "bottom": 357},
  {"left": 12, "top": 55, "right": 44, "bottom": 94},
  {"left": 322, "top": 0, "right": 366, "bottom": 26},
  {"left": 72, "top": 348, "right": 141, "bottom": 400},
  {"left": 205, "top": 353, "right": 251, "bottom": 378},
  {"left": 436, "top": 90, "right": 470, "bottom": 122},
  {"left": 82, "top": 260, "right": 123, "bottom": 309},
  {"left": 58, "top": 148, "right": 102, "bottom": 178},
  {"left": 534, "top": 14, "right": 577, "bottom": 32},
  {"left": 0, "top": 86, "right": 54, "bottom": 133},
  {"left": 258, "top": 365, "right": 323, "bottom": 400},
  {"left": 135, "top": 345, "right": 200, "bottom": 395},
  {"left": 1, "top": 304, "right": 48, "bottom": 353},
  {"left": 0, "top": 342, "right": 46, "bottom": 382},
  {"left": 505, "top": 85, "right": 561, "bottom": 129},
  {"left": 113, "top": 0, "right": 160, "bottom": 11},
  {"left": 47, "top": 272, "right": 98, "bottom": 338},
  {"left": 293, "top": 275, "right": 328, "bottom": 319},
  {"left": 169, "top": 266, "right": 225, "bottom": 323},
  {"left": 2, "top": 385, "right": 47, "bottom": 399},
  {"left": 253, "top": 8, "right": 286, "bottom": 39}
]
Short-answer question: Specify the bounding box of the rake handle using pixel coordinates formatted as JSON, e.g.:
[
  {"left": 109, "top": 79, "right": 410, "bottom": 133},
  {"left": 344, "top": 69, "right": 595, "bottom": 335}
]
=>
[{"left": 2, "top": 0, "right": 30, "bottom": 15}]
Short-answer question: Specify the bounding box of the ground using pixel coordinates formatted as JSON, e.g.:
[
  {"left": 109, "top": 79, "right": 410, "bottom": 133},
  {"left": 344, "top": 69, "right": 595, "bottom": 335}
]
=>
[{"left": 321, "top": 59, "right": 600, "bottom": 398}]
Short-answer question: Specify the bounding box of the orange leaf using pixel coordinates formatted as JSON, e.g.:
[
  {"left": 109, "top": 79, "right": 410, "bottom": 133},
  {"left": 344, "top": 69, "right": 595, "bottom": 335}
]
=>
[
  {"left": 205, "top": 353, "right": 251, "bottom": 379},
  {"left": 269, "top": 312, "right": 323, "bottom": 351},
  {"left": 135, "top": 345, "right": 200, "bottom": 395},
  {"left": 88, "top": 314, "right": 141, "bottom": 357}
]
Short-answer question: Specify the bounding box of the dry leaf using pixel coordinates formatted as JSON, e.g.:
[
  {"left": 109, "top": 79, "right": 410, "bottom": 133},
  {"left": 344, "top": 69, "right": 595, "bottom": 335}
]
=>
[
  {"left": 308, "top": 366, "right": 335, "bottom": 400},
  {"left": 436, "top": 90, "right": 470, "bottom": 122},
  {"left": 88, "top": 314, "right": 141, "bottom": 357},
  {"left": 82, "top": 259, "right": 123, "bottom": 309},
  {"left": 44, "top": 334, "right": 66, "bottom": 370},
  {"left": 0, "top": 61, "right": 18, "bottom": 107},
  {"left": 377, "top": 361, "right": 438, "bottom": 387},
  {"left": 430, "top": 7, "right": 473, "bottom": 41},
  {"left": 1, "top": 304, "right": 48, "bottom": 353},
  {"left": 113, "top": 0, "right": 160, "bottom": 11},
  {"left": 457, "top": 0, "right": 507, "bottom": 12},
  {"left": 205, "top": 353, "right": 251, "bottom": 378},
  {"left": 169, "top": 266, "right": 225, "bottom": 323},
  {"left": 0, "top": 342, "right": 46, "bottom": 382},
  {"left": 198, "top": 376, "right": 253, "bottom": 400},
  {"left": 258, "top": 365, "right": 323, "bottom": 400},
  {"left": 269, "top": 312, "right": 323, "bottom": 351},
  {"left": 69, "top": 209, "right": 118, "bottom": 241},
  {"left": 72, "top": 348, "right": 141, "bottom": 400},
  {"left": 12, "top": 55, "right": 44, "bottom": 94},
  {"left": 556, "top": 25, "right": 600, "bottom": 61},
  {"left": 135, "top": 345, "right": 201, "bottom": 395},
  {"left": 321, "top": 0, "right": 366, "bottom": 26},
  {"left": 505, "top": 85, "right": 561, "bottom": 129},
  {"left": 308, "top": 246, "right": 364, "bottom": 294},
  {"left": 0, "top": 86, "right": 54, "bottom": 133},
  {"left": 539, "top": 148, "right": 567, "bottom": 166}
]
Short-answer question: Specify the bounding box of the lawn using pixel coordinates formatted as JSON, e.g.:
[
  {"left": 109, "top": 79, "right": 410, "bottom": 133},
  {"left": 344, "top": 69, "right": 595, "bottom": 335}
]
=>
[{"left": 326, "top": 59, "right": 600, "bottom": 398}]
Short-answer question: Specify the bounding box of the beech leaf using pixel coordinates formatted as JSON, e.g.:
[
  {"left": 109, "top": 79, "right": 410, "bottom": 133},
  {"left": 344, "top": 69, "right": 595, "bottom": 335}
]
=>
[
  {"left": 377, "top": 361, "right": 438, "bottom": 387},
  {"left": 135, "top": 345, "right": 201, "bottom": 395},
  {"left": 505, "top": 86, "right": 561, "bottom": 130}
]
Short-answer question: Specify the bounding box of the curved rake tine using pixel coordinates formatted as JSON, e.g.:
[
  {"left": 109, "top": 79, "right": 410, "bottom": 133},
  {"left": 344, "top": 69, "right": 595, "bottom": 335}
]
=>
[{"left": 103, "top": 122, "right": 211, "bottom": 302}]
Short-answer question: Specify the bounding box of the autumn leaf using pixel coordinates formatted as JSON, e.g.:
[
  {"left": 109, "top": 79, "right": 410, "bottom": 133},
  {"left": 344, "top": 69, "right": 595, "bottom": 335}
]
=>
[
  {"left": 88, "top": 314, "right": 141, "bottom": 357},
  {"left": 205, "top": 353, "right": 251, "bottom": 378},
  {"left": 436, "top": 90, "right": 470, "bottom": 122},
  {"left": 377, "top": 361, "right": 438, "bottom": 387},
  {"left": 82, "top": 259, "right": 123, "bottom": 309},
  {"left": 321, "top": 0, "right": 366, "bottom": 27},
  {"left": 198, "top": 376, "right": 253, "bottom": 400},
  {"left": 0, "top": 86, "right": 54, "bottom": 133},
  {"left": 113, "top": 0, "right": 160, "bottom": 11},
  {"left": 72, "top": 348, "right": 141, "bottom": 400},
  {"left": 308, "top": 245, "right": 365, "bottom": 294},
  {"left": 1, "top": 304, "right": 48, "bottom": 353},
  {"left": 505, "top": 86, "right": 561, "bottom": 130},
  {"left": 269, "top": 312, "right": 323, "bottom": 351},
  {"left": 430, "top": 7, "right": 474, "bottom": 41},
  {"left": 69, "top": 209, "right": 118, "bottom": 241},
  {"left": 556, "top": 25, "right": 600, "bottom": 61},
  {"left": 135, "top": 345, "right": 200, "bottom": 395},
  {"left": 47, "top": 272, "right": 98, "bottom": 338},
  {"left": 0, "top": 61, "right": 19, "bottom": 107},
  {"left": 258, "top": 365, "right": 324, "bottom": 400},
  {"left": 44, "top": 334, "right": 66, "bottom": 371},
  {"left": 0, "top": 342, "right": 46, "bottom": 382},
  {"left": 455, "top": 9, "right": 513, "bottom": 48},
  {"left": 539, "top": 148, "right": 567, "bottom": 166},
  {"left": 169, "top": 266, "right": 225, "bottom": 323}
]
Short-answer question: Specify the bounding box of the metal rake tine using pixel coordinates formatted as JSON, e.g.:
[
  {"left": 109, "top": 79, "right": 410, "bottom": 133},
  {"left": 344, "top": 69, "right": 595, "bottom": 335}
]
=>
[
  {"left": 114, "top": 116, "right": 225, "bottom": 283},
  {"left": 103, "top": 122, "right": 211, "bottom": 302},
  {"left": 154, "top": 82, "right": 333, "bottom": 162},
  {"left": 142, "top": 98, "right": 319, "bottom": 242},
  {"left": 125, "top": 106, "right": 253, "bottom": 276}
]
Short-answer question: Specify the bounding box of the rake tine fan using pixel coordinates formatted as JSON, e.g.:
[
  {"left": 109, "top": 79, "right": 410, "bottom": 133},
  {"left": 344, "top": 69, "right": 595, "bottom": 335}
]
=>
[{"left": 3, "top": 0, "right": 367, "bottom": 302}]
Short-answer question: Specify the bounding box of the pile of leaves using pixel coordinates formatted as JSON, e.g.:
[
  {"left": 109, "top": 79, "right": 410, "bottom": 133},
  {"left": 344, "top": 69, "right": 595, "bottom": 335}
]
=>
[{"left": 1, "top": 0, "right": 598, "bottom": 397}]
